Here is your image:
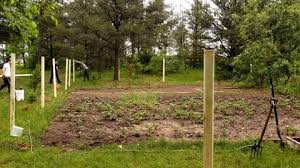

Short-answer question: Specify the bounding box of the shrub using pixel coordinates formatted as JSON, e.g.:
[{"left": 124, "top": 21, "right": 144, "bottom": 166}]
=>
[
  {"left": 29, "top": 66, "right": 41, "bottom": 92},
  {"left": 143, "top": 55, "right": 184, "bottom": 74},
  {"left": 215, "top": 56, "right": 234, "bottom": 80},
  {"left": 165, "top": 57, "right": 184, "bottom": 73},
  {"left": 233, "top": 39, "right": 281, "bottom": 86},
  {"left": 138, "top": 49, "right": 156, "bottom": 65}
]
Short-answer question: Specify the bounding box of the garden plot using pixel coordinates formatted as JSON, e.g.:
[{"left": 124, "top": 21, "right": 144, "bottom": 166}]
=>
[{"left": 42, "top": 86, "right": 300, "bottom": 149}]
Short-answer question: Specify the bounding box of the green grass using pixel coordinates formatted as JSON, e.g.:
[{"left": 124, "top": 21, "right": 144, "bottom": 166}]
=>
[
  {"left": 0, "top": 67, "right": 299, "bottom": 168},
  {"left": 71, "top": 68, "right": 203, "bottom": 89},
  {"left": 0, "top": 66, "right": 69, "bottom": 149},
  {"left": 120, "top": 93, "right": 159, "bottom": 107},
  {"left": 0, "top": 140, "right": 299, "bottom": 168}
]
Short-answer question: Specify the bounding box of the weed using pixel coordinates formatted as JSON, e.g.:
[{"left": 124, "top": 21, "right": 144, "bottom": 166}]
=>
[
  {"left": 75, "top": 103, "right": 90, "bottom": 112},
  {"left": 286, "top": 126, "right": 298, "bottom": 136},
  {"left": 120, "top": 93, "right": 158, "bottom": 107},
  {"left": 129, "top": 110, "right": 149, "bottom": 124},
  {"left": 280, "top": 98, "right": 291, "bottom": 108},
  {"left": 145, "top": 124, "right": 157, "bottom": 136},
  {"left": 103, "top": 110, "right": 119, "bottom": 121},
  {"left": 96, "top": 102, "right": 114, "bottom": 111},
  {"left": 216, "top": 99, "right": 255, "bottom": 118},
  {"left": 173, "top": 110, "right": 203, "bottom": 123}
]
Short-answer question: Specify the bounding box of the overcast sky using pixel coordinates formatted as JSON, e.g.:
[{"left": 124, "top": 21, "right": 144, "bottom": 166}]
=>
[
  {"left": 165, "top": 0, "right": 193, "bottom": 12},
  {"left": 164, "top": 0, "right": 214, "bottom": 14}
]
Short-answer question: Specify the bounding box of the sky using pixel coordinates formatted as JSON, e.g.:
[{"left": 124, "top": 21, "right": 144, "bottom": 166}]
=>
[
  {"left": 63, "top": 0, "right": 211, "bottom": 13},
  {"left": 165, "top": 0, "right": 193, "bottom": 13},
  {"left": 165, "top": 0, "right": 213, "bottom": 14}
]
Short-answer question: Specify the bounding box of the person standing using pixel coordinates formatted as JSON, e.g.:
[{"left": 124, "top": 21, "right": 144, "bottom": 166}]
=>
[
  {"left": 0, "top": 57, "right": 11, "bottom": 93},
  {"left": 74, "top": 60, "right": 89, "bottom": 81},
  {"left": 50, "top": 60, "right": 61, "bottom": 84}
]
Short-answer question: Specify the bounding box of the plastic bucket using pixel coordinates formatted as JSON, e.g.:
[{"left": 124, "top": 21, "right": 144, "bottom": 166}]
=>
[
  {"left": 10, "top": 125, "right": 23, "bottom": 137},
  {"left": 16, "top": 89, "right": 25, "bottom": 101}
]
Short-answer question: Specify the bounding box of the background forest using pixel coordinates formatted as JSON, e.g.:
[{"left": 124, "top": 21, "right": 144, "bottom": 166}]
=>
[{"left": 1, "top": 0, "right": 300, "bottom": 92}]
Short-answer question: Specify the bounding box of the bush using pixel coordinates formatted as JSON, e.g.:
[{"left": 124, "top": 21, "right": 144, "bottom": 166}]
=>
[
  {"left": 233, "top": 39, "right": 281, "bottom": 86},
  {"left": 26, "top": 54, "right": 37, "bottom": 69},
  {"left": 138, "top": 49, "right": 156, "bottom": 65},
  {"left": 143, "top": 55, "right": 184, "bottom": 74},
  {"left": 215, "top": 56, "right": 234, "bottom": 80},
  {"left": 123, "top": 56, "right": 143, "bottom": 79},
  {"left": 165, "top": 58, "right": 184, "bottom": 73},
  {"left": 30, "top": 66, "right": 41, "bottom": 92},
  {"left": 143, "top": 55, "right": 163, "bottom": 74}
]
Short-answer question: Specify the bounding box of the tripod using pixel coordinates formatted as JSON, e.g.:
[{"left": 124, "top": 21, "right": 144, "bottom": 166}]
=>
[{"left": 246, "top": 66, "right": 285, "bottom": 158}]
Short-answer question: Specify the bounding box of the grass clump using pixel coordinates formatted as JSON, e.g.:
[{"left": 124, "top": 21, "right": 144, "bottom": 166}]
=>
[
  {"left": 120, "top": 93, "right": 158, "bottom": 107},
  {"left": 174, "top": 110, "right": 203, "bottom": 123},
  {"left": 96, "top": 102, "right": 120, "bottom": 121},
  {"left": 216, "top": 99, "right": 255, "bottom": 118}
]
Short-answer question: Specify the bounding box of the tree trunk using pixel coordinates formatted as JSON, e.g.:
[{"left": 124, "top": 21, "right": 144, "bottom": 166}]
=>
[
  {"left": 22, "top": 52, "right": 26, "bottom": 67},
  {"left": 50, "top": 33, "right": 53, "bottom": 59},
  {"left": 113, "top": 40, "right": 120, "bottom": 81},
  {"left": 84, "top": 40, "right": 88, "bottom": 65}
]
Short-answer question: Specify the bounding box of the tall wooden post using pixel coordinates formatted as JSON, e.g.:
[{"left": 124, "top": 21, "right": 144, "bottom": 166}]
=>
[
  {"left": 10, "top": 53, "right": 16, "bottom": 130},
  {"left": 73, "top": 59, "right": 75, "bottom": 82},
  {"left": 162, "top": 58, "right": 165, "bottom": 83},
  {"left": 203, "top": 49, "right": 215, "bottom": 168},
  {"left": 68, "top": 59, "right": 71, "bottom": 87},
  {"left": 41, "top": 56, "right": 45, "bottom": 108},
  {"left": 118, "top": 58, "right": 121, "bottom": 81},
  {"left": 52, "top": 58, "right": 57, "bottom": 98},
  {"left": 65, "top": 58, "right": 68, "bottom": 90}
]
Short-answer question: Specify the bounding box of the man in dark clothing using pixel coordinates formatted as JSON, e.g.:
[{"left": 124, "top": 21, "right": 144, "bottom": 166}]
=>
[
  {"left": 0, "top": 58, "right": 11, "bottom": 93},
  {"left": 74, "top": 60, "right": 89, "bottom": 81},
  {"left": 50, "top": 60, "right": 61, "bottom": 84}
]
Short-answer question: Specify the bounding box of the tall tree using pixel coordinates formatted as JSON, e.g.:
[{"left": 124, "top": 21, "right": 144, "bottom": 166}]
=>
[
  {"left": 187, "top": 0, "right": 212, "bottom": 67},
  {"left": 95, "top": 0, "right": 144, "bottom": 80},
  {"left": 0, "top": 0, "right": 40, "bottom": 42},
  {"left": 173, "top": 19, "right": 189, "bottom": 61},
  {"left": 211, "top": 0, "right": 247, "bottom": 58}
]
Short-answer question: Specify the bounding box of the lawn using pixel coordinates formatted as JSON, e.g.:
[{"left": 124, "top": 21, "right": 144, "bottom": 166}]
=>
[
  {"left": 0, "top": 67, "right": 299, "bottom": 168},
  {"left": 0, "top": 141, "right": 299, "bottom": 168}
]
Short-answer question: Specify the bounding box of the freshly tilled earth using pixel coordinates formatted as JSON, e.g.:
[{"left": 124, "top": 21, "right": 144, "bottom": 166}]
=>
[{"left": 42, "top": 86, "right": 300, "bottom": 148}]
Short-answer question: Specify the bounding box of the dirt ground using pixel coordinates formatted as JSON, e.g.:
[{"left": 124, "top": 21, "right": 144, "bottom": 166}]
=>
[{"left": 42, "top": 85, "right": 300, "bottom": 148}]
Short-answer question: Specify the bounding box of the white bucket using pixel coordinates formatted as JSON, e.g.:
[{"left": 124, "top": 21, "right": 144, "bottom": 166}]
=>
[
  {"left": 15, "top": 89, "right": 25, "bottom": 101},
  {"left": 10, "top": 125, "right": 23, "bottom": 137}
]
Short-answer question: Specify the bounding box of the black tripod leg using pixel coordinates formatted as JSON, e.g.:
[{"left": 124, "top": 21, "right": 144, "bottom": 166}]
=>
[
  {"left": 257, "top": 102, "right": 273, "bottom": 148},
  {"left": 273, "top": 103, "right": 285, "bottom": 150},
  {"left": 273, "top": 104, "right": 283, "bottom": 140}
]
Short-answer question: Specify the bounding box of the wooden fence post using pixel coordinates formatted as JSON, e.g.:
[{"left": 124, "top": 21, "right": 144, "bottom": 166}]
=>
[
  {"left": 203, "top": 49, "right": 215, "bottom": 168},
  {"left": 68, "top": 59, "right": 71, "bottom": 87},
  {"left": 41, "top": 56, "right": 45, "bottom": 108},
  {"left": 118, "top": 58, "right": 121, "bottom": 81},
  {"left": 162, "top": 58, "right": 165, "bottom": 83},
  {"left": 65, "top": 58, "right": 68, "bottom": 90},
  {"left": 10, "top": 53, "right": 16, "bottom": 130},
  {"left": 73, "top": 59, "right": 75, "bottom": 82},
  {"left": 52, "top": 58, "right": 57, "bottom": 98}
]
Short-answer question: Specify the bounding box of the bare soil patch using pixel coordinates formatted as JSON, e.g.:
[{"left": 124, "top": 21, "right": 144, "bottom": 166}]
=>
[{"left": 42, "top": 86, "right": 300, "bottom": 148}]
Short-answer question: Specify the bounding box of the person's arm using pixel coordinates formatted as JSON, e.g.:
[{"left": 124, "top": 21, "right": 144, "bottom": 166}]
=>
[
  {"left": 74, "top": 60, "right": 83, "bottom": 64},
  {"left": 74, "top": 60, "right": 86, "bottom": 68}
]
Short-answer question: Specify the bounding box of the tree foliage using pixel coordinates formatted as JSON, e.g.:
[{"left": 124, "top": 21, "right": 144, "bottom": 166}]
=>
[{"left": 3, "top": 0, "right": 300, "bottom": 86}]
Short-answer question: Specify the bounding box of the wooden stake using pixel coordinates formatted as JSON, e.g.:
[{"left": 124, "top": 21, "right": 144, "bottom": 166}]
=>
[
  {"left": 118, "top": 58, "right": 121, "bottom": 81},
  {"left": 65, "top": 58, "right": 68, "bottom": 90},
  {"left": 41, "top": 56, "right": 45, "bottom": 108},
  {"left": 68, "top": 59, "right": 71, "bottom": 87},
  {"left": 73, "top": 59, "right": 75, "bottom": 82},
  {"left": 203, "top": 49, "right": 215, "bottom": 168},
  {"left": 162, "top": 58, "right": 165, "bottom": 83},
  {"left": 52, "top": 58, "right": 57, "bottom": 98},
  {"left": 10, "top": 53, "right": 16, "bottom": 130}
]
